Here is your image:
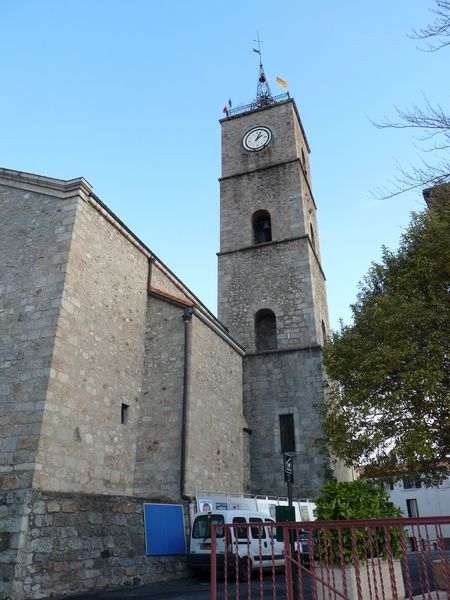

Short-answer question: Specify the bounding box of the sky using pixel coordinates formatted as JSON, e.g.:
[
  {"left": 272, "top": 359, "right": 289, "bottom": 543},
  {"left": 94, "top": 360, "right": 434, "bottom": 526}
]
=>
[{"left": 1, "top": 1, "right": 447, "bottom": 328}]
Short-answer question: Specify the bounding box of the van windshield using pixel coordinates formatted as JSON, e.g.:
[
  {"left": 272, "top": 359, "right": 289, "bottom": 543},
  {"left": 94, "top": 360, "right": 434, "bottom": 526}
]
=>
[{"left": 192, "top": 515, "right": 225, "bottom": 539}]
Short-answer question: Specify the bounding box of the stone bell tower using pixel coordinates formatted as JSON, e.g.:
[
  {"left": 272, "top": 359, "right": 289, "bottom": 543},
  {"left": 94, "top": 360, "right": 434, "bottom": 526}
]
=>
[{"left": 218, "top": 64, "right": 331, "bottom": 497}]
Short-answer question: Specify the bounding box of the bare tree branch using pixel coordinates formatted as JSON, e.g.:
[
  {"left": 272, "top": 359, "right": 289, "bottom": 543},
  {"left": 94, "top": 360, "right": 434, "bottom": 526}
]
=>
[
  {"left": 409, "top": 0, "right": 450, "bottom": 51},
  {"left": 370, "top": 2, "right": 450, "bottom": 199},
  {"left": 372, "top": 97, "right": 450, "bottom": 139},
  {"left": 370, "top": 156, "right": 450, "bottom": 200}
]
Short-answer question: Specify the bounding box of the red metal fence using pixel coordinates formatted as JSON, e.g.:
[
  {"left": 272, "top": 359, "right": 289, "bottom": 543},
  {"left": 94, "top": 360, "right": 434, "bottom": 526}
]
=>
[{"left": 210, "top": 516, "right": 450, "bottom": 599}]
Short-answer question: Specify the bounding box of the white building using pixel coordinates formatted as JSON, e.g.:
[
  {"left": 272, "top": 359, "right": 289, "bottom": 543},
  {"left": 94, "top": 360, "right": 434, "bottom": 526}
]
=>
[{"left": 388, "top": 476, "right": 450, "bottom": 546}]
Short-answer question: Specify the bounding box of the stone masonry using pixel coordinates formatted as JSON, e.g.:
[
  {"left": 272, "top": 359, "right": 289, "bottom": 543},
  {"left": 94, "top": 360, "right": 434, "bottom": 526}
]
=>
[
  {"left": 218, "top": 99, "right": 332, "bottom": 496},
  {"left": 0, "top": 169, "right": 245, "bottom": 599},
  {"left": 3, "top": 490, "right": 189, "bottom": 599},
  {"left": 1, "top": 94, "right": 342, "bottom": 599}
]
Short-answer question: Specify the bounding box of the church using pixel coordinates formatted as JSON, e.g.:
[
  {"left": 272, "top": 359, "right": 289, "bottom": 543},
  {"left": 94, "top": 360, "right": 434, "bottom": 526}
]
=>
[{"left": 0, "top": 69, "right": 343, "bottom": 599}]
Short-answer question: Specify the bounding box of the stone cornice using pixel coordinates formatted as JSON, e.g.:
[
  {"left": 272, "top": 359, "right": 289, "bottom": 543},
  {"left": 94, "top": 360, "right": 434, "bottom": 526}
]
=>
[
  {"left": 0, "top": 167, "right": 92, "bottom": 200},
  {"left": 245, "top": 343, "right": 323, "bottom": 357},
  {"left": 217, "top": 235, "right": 327, "bottom": 281}
]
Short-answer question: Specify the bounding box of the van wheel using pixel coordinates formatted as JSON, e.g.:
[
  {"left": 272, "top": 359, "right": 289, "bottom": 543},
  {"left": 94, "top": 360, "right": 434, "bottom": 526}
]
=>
[{"left": 238, "top": 557, "right": 252, "bottom": 582}]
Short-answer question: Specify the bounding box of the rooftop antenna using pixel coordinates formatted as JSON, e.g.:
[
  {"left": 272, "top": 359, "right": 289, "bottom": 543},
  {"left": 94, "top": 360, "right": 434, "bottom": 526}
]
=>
[{"left": 252, "top": 33, "right": 274, "bottom": 108}]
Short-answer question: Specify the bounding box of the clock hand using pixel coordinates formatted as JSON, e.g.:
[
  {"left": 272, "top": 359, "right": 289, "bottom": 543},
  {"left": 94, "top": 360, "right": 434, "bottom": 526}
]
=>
[{"left": 255, "top": 132, "right": 262, "bottom": 141}]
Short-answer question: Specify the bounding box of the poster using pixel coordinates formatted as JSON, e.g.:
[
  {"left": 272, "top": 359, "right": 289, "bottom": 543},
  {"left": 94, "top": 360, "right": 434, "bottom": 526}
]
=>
[{"left": 199, "top": 498, "right": 212, "bottom": 512}]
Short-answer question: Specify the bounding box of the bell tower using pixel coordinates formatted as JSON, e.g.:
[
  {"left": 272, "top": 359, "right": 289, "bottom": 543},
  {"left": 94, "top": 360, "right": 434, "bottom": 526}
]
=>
[{"left": 218, "top": 66, "right": 331, "bottom": 496}]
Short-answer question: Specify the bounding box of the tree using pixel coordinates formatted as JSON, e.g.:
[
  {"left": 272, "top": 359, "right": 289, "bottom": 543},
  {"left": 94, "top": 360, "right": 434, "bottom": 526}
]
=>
[
  {"left": 410, "top": 0, "right": 450, "bottom": 51},
  {"left": 321, "top": 198, "right": 450, "bottom": 486},
  {"left": 373, "top": 1, "right": 450, "bottom": 198}
]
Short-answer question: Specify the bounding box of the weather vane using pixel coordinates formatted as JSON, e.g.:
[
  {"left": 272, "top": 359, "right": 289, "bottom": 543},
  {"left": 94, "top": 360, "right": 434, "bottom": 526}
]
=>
[{"left": 252, "top": 33, "right": 274, "bottom": 108}]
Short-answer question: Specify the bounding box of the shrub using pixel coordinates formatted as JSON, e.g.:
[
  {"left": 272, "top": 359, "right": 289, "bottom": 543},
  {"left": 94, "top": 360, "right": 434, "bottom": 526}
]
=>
[{"left": 314, "top": 479, "right": 404, "bottom": 564}]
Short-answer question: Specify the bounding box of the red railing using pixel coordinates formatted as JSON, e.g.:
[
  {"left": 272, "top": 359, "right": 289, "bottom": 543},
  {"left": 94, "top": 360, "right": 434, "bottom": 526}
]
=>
[{"left": 210, "top": 516, "right": 450, "bottom": 599}]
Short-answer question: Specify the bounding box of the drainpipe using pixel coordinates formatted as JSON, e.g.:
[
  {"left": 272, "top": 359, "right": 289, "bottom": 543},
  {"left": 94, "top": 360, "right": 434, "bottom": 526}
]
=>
[{"left": 180, "top": 307, "right": 196, "bottom": 526}]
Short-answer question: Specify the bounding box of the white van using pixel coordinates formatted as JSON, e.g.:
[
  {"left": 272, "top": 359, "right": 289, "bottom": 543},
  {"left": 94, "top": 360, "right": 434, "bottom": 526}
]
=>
[{"left": 188, "top": 510, "right": 285, "bottom": 580}]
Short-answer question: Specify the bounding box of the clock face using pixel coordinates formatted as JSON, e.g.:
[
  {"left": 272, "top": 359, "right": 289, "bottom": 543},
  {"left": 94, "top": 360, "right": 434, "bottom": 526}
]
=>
[{"left": 242, "top": 126, "right": 272, "bottom": 151}]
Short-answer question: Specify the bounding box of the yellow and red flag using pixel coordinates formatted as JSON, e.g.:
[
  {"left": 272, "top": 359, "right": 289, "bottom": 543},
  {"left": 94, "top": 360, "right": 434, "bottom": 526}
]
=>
[{"left": 276, "top": 76, "right": 288, "bottom": 89}]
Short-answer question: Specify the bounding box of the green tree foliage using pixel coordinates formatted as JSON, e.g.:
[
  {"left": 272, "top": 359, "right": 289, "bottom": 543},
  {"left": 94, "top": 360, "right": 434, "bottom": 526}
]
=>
[
  {"left": 314, "top": 480, "right": 403, "bottom": 565},
  {"left": 321, "top": 199, "right": 450, "bottom": 486}
]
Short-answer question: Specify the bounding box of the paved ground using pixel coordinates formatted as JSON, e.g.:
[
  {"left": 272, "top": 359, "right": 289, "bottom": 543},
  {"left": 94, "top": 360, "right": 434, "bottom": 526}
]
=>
[
  {"left": 53, "top": 573, "right": 294, "bottom": 600},
  {"left": 54, "top": 577, "right": 212, "bottom": 600},
  {"left": 51, "top": 552, "right": 449, "bottom": 600},
  {"left": 51, "top": 575, "right": 446, "bottom": 600}
]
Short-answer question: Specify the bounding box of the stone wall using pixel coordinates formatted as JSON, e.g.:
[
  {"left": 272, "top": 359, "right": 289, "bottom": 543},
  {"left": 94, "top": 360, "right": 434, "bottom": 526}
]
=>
[
  {"left": 309, "top": 244, "right": 330, "bottom": 341},
  {"left": 135, "top": 295, "right": 245, "bottom": 499},
  {"left": 219, "top": 239, "right": 319, "bottom": 352},
  {"left": 218, "top": 99, "right": 330, "bottom": 498},
  {"left": 0, "top": 181, "right": 78, "bottom": 598},
  {"left": 150, "top": 262, "right": 192, "bottom": 305},
  {"left": 34, "top": 197, "right": 149, "bottom": 495},
  {"left": 186, "top": 315, "right": 244, "bottom": 494},
  {"left": 244, "top": 348, "right": 328, "bottom": 497},
  {"left": 4, "top": 490, "right": 189, "bottom": 600},
  {"left": 1, "top": 169, "right": 248, "bottom": 599},
  {"left": 219, "top": 161, "right": 306, "bottom": 254},
  {"left": 0, "top": 183, "right": 75, "bottom": 493},
  {"left": 220, "top": 100, "right": 308, "bottom": 181},
  {"left": 133, "top": 297, "right": 185, "bottom": 500}
]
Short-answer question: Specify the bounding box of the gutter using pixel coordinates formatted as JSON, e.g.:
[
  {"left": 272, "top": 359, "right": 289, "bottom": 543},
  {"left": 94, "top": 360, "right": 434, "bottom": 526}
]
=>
[{"left": 180, "top": 307, "right": 196, "bottom": 526}]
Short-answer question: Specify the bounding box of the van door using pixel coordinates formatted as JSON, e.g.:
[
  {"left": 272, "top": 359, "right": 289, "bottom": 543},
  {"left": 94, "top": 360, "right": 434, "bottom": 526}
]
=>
[
  {"left": 230, "top": 516, "right": 247, "bottom": 557},
  {"left": 249, "top": 517, "right": 284, "bottom": 567},
  {"left": 249, "top": 517, "right": 270, "bottom": 566},
  {"left": 189, "top": 513, "right": 225, "bottom": 567}
]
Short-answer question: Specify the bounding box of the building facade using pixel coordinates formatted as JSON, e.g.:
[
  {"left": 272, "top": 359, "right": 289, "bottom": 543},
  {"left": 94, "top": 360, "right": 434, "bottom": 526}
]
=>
[
  {"left": 387, "top": 477, "right": 450, "bottom": 543},
  {"left": 0, "top": 170, "right": 245, "bottom": 599},
  {"left": 0, "top": 93, "right": 336, "bottom": 599},
  {"left": 218, "top": 97, "right": 331, "bottom": 496}
]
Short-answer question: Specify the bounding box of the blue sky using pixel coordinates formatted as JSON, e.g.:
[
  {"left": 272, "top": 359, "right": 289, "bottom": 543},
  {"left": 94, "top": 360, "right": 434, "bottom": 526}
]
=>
[{"left": 1, "top": 1, "right": 447, "bottom": 327}]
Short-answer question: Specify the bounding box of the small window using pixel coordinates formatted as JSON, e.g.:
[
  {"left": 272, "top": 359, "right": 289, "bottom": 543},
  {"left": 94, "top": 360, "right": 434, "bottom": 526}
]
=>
[
  {"left": 121, "top": 403, "right": 129, "bottom": 424},
  {"left": 252, "top": 210, "right": 272, "bottom": 244},
  {"left": 403, "top": 477, "right": 421, "bottom": 489},
  {"left": 301, "top": 148, "right": 306, "bottom": 167},
  {"left": 233, "top": 517, "right": 247, "bottom": 540},
  {"left": 406, "top": 499, "right": 419, "bottom": 518},
  {"left": 279, "top": 414, "right": 296, "bottom": 453},
  {"left": 255, "top": 309, "right": 277, "bottom": 351},
  {"left": 265, "top": 518, "right": 276, "bottom": 538},
  {"left": 321, "top": 320, "right": 327, "bottom": 344},
  {"left": 192, "top": 515, "right": 224, "bottom": 539},
  {"left": 249, "top": 518, "right": 266, "bottom": 539}
]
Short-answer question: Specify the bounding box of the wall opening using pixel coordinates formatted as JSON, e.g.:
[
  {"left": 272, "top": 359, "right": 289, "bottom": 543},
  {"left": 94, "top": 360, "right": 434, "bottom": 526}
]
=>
[
  {"left": 406, "top": 498, "right": 419, "bottom": 518},
  {"left": 252, "top": 210, "right": 272, "bottom": 244},
  {"left": 279, "top": 414, "right": 296, "bottom": 453},
  {"left": 255, "top": 309, "right": 277, "bottom": 351},
  {"left": 121, "top": 403, "right": 129, "bottom": 425}
]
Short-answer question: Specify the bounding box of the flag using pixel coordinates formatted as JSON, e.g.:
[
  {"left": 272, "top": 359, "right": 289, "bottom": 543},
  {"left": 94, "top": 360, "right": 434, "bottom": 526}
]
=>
[
  {"left": 276, "top": 76, "right": 288, "bottom": 89},
  {"left": 252, "top": 48, "right": 260, "bottom": 54},
  {"left": 228, "top": 98, "right": 232, "bottom": 108},
  {"left": 223, "top": 105, "right": 228, "bottom": 115}
]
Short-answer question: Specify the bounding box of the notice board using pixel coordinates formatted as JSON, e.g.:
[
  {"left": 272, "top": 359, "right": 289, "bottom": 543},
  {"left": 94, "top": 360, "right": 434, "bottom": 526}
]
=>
[{"left": 143, "top": 503, "right": 187, "bottom": 556}]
